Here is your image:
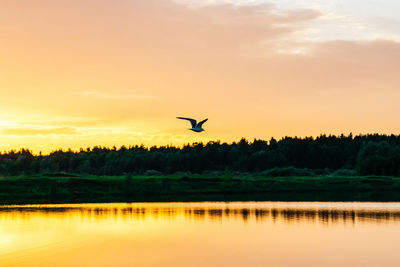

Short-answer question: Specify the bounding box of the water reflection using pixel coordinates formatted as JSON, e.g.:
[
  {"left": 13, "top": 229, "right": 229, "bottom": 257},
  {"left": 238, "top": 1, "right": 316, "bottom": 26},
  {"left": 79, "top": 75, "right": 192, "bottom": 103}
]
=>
[
  {"left": 2, "top": 202, "right": 400, "bottom": 224},
  {"left": 2, "top": 202, "right": 400, "bottom": 267}
]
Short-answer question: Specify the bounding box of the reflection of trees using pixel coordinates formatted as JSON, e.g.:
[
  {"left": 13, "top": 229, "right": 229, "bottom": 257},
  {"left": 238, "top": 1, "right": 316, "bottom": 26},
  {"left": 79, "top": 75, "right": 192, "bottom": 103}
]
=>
[{"left": 2, "top": 205, "right": 400, "bottom": 224}]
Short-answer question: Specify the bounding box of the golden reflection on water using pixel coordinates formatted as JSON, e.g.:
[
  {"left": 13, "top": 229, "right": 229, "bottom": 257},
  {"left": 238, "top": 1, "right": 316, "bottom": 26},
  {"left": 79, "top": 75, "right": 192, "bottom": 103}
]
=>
[
  {"left": 1, "top": 202, "right": 400, "bottom": 267},
  {"left": 3, "top": 202, "right": 400, "bottom": 224}
]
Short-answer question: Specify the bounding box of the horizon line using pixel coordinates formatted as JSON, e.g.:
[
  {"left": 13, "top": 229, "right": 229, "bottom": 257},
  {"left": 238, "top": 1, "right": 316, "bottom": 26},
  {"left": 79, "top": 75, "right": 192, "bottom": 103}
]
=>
[{"left": 2, "top": 132, "right": 398, "bottom": 156}]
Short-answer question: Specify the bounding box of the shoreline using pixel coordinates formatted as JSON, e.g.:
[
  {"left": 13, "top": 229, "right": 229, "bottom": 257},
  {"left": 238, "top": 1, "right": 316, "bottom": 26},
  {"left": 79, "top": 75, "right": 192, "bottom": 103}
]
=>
[{"left": 1, "top": 174, "right": 400, "bottom": 204}]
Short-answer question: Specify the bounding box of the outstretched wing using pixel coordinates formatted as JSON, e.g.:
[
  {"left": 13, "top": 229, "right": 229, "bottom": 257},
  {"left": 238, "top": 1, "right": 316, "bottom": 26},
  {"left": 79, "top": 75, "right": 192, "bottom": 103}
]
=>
[
  {"left": 196, "top": 118, "right": 208, "bottom": 127},
  {"left": 177, "top": 117, "right": 197, "bottom": 128}
]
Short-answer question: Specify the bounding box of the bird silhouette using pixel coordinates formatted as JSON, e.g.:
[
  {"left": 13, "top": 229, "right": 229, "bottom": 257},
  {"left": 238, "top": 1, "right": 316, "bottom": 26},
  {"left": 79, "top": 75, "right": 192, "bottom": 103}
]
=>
[{"left": 177, "top": 117, "right": 208, "bottom": 132}]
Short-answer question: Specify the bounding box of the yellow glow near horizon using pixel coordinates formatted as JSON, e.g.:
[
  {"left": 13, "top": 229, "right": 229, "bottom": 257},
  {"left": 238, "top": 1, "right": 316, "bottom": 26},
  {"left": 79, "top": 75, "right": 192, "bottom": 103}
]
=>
[
  {"left": 1, "top": 0, "right": 400, "bottom": 153},
  {"left": 0, "top": 121, "right": 12, "bottom": 128}
]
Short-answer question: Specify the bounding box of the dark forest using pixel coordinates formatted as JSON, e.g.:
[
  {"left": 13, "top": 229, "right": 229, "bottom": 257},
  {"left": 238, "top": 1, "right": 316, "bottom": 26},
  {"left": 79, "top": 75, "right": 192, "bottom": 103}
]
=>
[{"left": 1, "top": 134, "right": 400, "bottom": 177}]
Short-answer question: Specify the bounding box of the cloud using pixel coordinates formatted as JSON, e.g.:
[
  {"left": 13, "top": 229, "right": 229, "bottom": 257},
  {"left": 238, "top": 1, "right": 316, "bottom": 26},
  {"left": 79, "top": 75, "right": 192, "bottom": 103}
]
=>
[
  {"left": 139, "top": 2, "right": 321, "bottom": 56},
  {"left": 79, "top": 91, "right": 155, "bottom": 100},
  {"left": 2, "top": 127, "right": 78, "bottom": 136}
]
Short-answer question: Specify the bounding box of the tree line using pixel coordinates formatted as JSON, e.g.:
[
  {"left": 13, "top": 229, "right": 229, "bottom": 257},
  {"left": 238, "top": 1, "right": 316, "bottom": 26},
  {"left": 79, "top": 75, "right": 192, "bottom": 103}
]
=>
[{"left": 1, "top": 133, "right": 400, "bottom": 176}]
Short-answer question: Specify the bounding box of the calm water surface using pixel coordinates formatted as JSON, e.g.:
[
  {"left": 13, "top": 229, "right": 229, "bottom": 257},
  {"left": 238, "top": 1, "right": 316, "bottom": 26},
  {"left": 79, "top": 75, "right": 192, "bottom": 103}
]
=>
[{"left": 1, "top": 202, "right": 400, "bottom": 267}]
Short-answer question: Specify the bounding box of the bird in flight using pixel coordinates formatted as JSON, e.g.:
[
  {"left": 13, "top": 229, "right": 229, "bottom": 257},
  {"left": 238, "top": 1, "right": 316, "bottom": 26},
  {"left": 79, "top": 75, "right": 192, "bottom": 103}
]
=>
[{"left": 177, "top": 117, "right": 208, "bottom": 132}]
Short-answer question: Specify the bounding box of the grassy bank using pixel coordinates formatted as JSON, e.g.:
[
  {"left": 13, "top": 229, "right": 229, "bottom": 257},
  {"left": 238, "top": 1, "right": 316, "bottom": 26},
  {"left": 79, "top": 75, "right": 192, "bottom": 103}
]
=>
[{"left": 1, "top": 173, "right": 400, "bottom": 204}]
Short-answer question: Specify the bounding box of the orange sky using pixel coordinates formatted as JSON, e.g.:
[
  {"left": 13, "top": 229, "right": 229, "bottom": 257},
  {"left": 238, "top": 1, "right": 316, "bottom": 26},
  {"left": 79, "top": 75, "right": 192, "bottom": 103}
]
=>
[{"left": 1, "top": 0, "right": 400, "bottom": 153}]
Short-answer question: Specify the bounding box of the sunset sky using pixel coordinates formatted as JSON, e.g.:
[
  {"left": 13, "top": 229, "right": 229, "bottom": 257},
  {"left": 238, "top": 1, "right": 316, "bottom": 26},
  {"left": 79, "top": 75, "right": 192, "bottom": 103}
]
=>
[{"left": 1, "top": 0, "right": 400, "bottom": 153}]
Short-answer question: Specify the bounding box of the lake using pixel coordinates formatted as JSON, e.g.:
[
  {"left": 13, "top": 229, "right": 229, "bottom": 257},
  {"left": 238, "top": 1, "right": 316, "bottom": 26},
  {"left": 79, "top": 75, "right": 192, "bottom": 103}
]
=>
[{"left": 1, "top": 202, "right": 400, "bottom": 266}]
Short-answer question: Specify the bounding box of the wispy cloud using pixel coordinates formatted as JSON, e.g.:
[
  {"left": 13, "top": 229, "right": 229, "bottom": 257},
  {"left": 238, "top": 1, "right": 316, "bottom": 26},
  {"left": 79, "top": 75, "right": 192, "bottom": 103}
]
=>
[
  {"left": 79, "top": 91, "right": 155, "bottom": 100},
  {"left": 2, "top": 127, "right": 78, "bottom": 136}
]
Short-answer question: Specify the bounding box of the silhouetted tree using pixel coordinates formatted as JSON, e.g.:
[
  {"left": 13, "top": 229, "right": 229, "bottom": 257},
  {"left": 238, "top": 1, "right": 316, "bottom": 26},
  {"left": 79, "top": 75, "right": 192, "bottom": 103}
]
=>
[{"left": 1, "top": 134, "right": 400, "bottom": 176}]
